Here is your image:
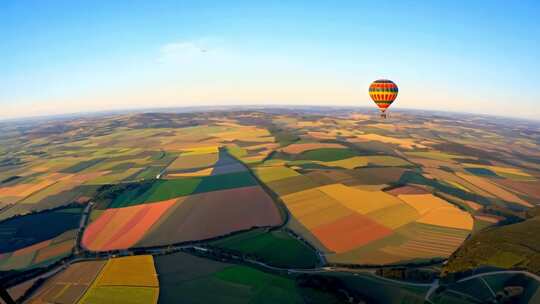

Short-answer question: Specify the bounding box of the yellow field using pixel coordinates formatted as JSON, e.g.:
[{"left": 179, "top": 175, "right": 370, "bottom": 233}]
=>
[
  {"left": 282, "top": 188, "right": 353, "bottom": 228},
  {"left": 363, "top": 156, "right": 411, "bottom": 167},
  {"left": 318, "top": 184, "right": 402, "bottom": 214},
  {"left": 285, "top": 192, "right": 338, "bottom": 217},
  {"left": 299, "top": 204, "right": 353, "bottom": 228},
  {"left": 211, "top": 127, "right": 273, "bottom": 142},
  {"left": 180, "top": 146, "right": 219, "bottom": 155},
  {"left": 253, "top": 166, "right": 300, "bottom": 183},
  {"left": 418, "top": 206, "right": 473, "bottom": 230},
  {"left": 166, "top": 167, "right": 213, "bottom": 177},
  {"left": 321, "top": 157, "right": 368, "bottom": 169},
  {"left": 398, "top": 193, "right": 473, "bottom": 230},
  {"left": 366, "top": 204, "right": 420, "bottom": 229},
  {"left": 96, "top": 255, "right": 159, "bottom": 287},
  {"left": 398, "top": 194, "right": 451, "bottom": 215},
  {"left": 79, "top": 255, "right": 159, "bottom": 304}
]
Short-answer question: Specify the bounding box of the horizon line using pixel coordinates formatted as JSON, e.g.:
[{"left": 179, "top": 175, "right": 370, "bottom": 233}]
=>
[{"left": 1, "top": 104, "right": 539, "bottom": 124}]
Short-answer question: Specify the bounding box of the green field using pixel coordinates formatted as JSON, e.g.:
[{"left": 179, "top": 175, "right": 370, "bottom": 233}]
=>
[
  {"left": 334, "top": 273, "right": 428, "bottom": 304},
  {"left": 0, "top": 206, "right": 82, "bottom": 253},
  {"left": 297, "top": 148, "right": 357, "bottom": 162},
  {"left": 211, "top": 229, "right": 320, "bottom": 268},
  {"left": 154, "top": 252, "right": 305, "bottom": 304},
  {"left": 108, "top": 171, "right": 257, "bottom": 208}
]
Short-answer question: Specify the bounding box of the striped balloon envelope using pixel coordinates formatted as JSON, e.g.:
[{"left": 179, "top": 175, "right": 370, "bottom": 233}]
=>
[{"left": 368, "top": 79, "right": 398, "bottom": 118}]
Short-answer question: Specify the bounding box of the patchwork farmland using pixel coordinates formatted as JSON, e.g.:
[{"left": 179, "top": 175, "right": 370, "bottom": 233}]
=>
[{"left": 1, "top": 110, "right": 540, "bottom": 303}]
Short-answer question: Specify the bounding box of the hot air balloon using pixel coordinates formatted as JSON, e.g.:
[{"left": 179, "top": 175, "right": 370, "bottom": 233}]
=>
[{"left": 369, "top": 79, "right": 398, "bottom": 119}]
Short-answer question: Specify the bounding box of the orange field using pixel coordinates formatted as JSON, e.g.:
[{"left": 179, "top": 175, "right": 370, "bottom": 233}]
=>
[
  {"left": 82, "top": 198, "right": 178, "bottom": 251},
  {"left": 312, "top": 214, "right": 393, "bottom": 253}
]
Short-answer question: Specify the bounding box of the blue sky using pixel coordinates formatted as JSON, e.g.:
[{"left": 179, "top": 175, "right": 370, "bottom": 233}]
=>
[{"left": 1, "top": 0, "right": 539, "bottom": 119}]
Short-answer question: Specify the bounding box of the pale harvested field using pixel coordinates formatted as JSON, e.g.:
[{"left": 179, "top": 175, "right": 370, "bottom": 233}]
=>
[
  {"left": 350, "top": 134, "right": 426, "bottom": 149},
  {"left": 281, "top": 143, "right": 346, "bottom": 154},
  {"left": 84, "top": 168, "right": 140, "bottom": 185},
  {"left": 0, "top": 179, "right": 58, "bottom": 199},
  {"left": 492, "top": 179, "right": 540, "bottom": 199},
  {"left": 463, "top": 200, "right": 483, "bottom": 210},
  {"left": 166, "top": 153, "right": 218, "bottom": 171},
  {"left": 474, "top": 215, "right": 502, "bottom": 224},
  {"left": 26, "top": 260, "right": 105, "bottom": 304},
  {"left": 456, "top": 172, "right": 532, "bottom": 207},
  {"left": 381, "top": 223, "right": 470, "bottom": 259},
  {"left": 306, "top": 131, "right": 336, "bottom": 139},
  {"left": 297, "top": 121, "right": 325, "bottom": 127}
]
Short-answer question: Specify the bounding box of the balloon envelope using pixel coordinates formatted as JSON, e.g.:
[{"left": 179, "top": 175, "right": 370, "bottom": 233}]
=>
[{"left": 369, "top": 79, "right": 398, "bottom": 113}]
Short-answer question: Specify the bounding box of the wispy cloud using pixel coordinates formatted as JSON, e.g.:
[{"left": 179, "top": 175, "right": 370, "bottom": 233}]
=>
[{"left": 158, "top": 39, "right": 218, "bottom": 64}]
